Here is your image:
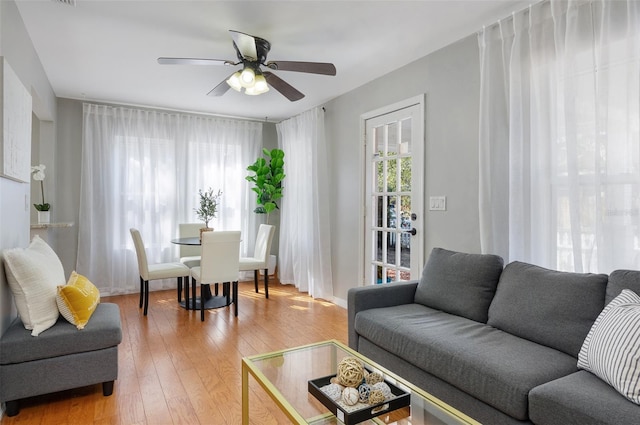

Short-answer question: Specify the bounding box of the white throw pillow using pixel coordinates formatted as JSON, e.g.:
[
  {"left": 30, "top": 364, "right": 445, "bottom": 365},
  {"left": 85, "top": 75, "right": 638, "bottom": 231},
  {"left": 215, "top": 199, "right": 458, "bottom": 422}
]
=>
[
  {"left": 2, "top": 235, "right": 64, "bottom": 336},
  {"left": 578, "top": 289, "right": 640, "bottom": 404}
]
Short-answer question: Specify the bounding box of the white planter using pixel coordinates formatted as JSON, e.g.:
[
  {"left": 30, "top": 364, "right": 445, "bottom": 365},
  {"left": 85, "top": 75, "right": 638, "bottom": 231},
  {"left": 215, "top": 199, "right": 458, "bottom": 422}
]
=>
[
  {"left": 259, "top": 254, "right": 277, "bottom": 276},
  {"left": 37, "top": 211, "right": 50, "bottom": 224}
]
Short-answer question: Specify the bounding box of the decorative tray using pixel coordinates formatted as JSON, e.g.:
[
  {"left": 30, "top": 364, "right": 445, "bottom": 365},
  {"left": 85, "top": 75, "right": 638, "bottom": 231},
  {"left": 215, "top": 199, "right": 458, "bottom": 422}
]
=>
[{"left": 308, "top": 373, "right": 410, "bottom": 425}]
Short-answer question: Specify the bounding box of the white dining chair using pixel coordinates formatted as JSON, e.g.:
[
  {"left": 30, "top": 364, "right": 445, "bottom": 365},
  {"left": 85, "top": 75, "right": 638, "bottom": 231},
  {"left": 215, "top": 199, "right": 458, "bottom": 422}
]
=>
[
  {"left": 190, "top": 231, "right": 241, "bottom": 321},
  {"left": 239, "top": 224, "right": 275, "bottom": 298},
  {"left": 178, "top": 223, "right": 203, "bottom": 268},
  {"left": 130, "top": 228, "right": 190, "bottom": 316}
]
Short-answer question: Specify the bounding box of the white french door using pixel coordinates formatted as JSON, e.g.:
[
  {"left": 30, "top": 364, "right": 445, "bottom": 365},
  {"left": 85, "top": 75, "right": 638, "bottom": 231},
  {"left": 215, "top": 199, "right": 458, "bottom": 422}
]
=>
[{"left": 363, "top": 96, "right": 424, "bottom": 285}]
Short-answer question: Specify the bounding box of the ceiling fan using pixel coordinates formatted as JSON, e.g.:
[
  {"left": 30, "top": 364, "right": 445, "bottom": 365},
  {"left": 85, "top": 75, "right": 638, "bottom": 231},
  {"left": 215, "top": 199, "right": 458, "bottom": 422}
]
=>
[{"left": 158, "top": 30, "right": 337, "bottom": 102}]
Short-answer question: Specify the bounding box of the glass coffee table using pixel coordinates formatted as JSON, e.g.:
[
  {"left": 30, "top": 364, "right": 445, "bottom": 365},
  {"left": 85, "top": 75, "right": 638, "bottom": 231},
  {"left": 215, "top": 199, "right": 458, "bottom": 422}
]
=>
[{"left": 242, "top": 340, "right": 480, "bottom": 424}]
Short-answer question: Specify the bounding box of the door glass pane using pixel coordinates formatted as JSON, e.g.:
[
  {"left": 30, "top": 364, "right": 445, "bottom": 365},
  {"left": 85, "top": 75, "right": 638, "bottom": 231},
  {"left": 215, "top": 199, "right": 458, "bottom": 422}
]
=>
[
  {"left": 400, "top": 232, "right": 411, "bottom": 269},
  {"left": 400, "top": 196, "right": 411, "bottom": 229},
  {"left": 375, "top": 264, "right": 383, "bottom": 284},
  {"left": 376, "top": 161, "right": 384, "bottom": 192},
  {"left": 375, "top": 196, "right": 383, "bottom": 227},
  {"left": 386, "top": 158, "right": 397, "bottom": 192},
  {"left": 400, "top": 118, "right": 412, "bottom": 154},
  {"left": 387, "top": 196, "right": 396, "bottom": 229},
  {"left": 387, "top": 122, "right": 398, "bottom": 155},
  {"left": 375, "top": 231, "right": 383, "bottom": 262},
  {"left": 400, "top": 195, "right": 411, "bottom": 272},
  {"left": 386, "top": 231, "right": 396, "bottom": 266},
  {"left": 375, "top": 126, "right": 384, "bottom": 157},
  {"left": 400, "top": 157, "right": 411, "bottom": 192}
]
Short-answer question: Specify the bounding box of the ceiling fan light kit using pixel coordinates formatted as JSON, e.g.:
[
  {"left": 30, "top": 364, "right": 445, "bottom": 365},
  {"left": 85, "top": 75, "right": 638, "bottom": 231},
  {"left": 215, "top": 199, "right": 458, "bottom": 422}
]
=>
[
  {"left": 246, "top": 74, "right": 269, "bottom": 95},
  {"left": 227, "top": 66, "right": 269, "bottom": 95},
  {"left": 226, "top": 72, "right": 243, "bottom": 92},
  {"left": 158, "top": 30, "right": 336, "bottom": 101},
  {"left": 240, "top": 67, "right": 256, "bottom": 86}
]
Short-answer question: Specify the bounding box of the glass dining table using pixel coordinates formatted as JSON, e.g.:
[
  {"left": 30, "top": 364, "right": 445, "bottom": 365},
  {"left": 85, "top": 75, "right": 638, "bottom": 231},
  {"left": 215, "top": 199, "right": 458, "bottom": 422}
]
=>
[
  {"left": 171, "top": 237, "right": 201, "bottom": 246},
  {"left": 170, "top": 237, "right": 232, "bottom": 310}
]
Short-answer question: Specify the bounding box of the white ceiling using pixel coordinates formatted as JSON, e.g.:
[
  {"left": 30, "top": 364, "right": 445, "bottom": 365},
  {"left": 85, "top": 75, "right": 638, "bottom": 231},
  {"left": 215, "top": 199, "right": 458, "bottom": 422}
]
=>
[{"left": 15, "top": 0, "right": 530, "bottom": 122}]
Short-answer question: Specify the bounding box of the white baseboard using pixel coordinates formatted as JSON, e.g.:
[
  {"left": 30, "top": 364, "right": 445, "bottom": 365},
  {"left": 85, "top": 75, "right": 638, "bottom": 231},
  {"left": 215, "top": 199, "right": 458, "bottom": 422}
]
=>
[{"left": 332, "top": 296, "right": 347, "bottom": 309}]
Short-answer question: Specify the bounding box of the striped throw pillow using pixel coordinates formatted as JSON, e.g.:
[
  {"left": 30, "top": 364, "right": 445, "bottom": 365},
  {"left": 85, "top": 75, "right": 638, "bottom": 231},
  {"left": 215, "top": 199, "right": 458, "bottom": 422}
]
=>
[{"left": 578, "top": 289, "right": 640, "bottom": 404}]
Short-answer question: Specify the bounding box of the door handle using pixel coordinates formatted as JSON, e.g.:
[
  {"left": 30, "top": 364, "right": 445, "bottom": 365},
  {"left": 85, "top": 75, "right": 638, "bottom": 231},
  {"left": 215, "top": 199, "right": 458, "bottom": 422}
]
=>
[{"left": 404, "top": 228, "right": 417, "bottom": 236}]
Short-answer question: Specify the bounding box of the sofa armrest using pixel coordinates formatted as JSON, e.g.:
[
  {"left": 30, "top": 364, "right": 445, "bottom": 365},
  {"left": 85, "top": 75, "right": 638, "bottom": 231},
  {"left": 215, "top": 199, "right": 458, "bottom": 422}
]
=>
[{"left": 347, "top": 280, "right": 418, "bottom": 350}]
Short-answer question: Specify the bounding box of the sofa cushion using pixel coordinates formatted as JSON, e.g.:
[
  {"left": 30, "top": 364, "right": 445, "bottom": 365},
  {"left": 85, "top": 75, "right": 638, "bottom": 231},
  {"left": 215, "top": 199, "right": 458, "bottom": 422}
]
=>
[
  {"left": 2, "top": 236, "right": 64, "bottom": 336},
  {"left": 530, "top": 371, "right": 640, "bottom": 425},
  {"left": 414, "top": 248, "right": 503, "bottom": 323},
  {"left": 56, "top": 271, "right": 101, "bottom": 330},
  {"left": 354, "top": 303, "right": 577, "bottom": 420},
  {"left": 487, "top": 261, "right": 608, "bottom": 357},
  {"left": 577, "top": 289, "right": 640, "bottom": 404},
  {"left": 0, "top": 303, "right": 122, "bottom": 365},
  {"left": 606, "top": 269, "right": 640, "bottom": 305}
]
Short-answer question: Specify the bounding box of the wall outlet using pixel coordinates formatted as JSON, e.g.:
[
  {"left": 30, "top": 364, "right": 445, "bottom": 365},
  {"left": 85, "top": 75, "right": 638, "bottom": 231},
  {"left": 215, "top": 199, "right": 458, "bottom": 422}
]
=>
[{"left": 429, "top": 196, "right": 446, "bottom": 211}]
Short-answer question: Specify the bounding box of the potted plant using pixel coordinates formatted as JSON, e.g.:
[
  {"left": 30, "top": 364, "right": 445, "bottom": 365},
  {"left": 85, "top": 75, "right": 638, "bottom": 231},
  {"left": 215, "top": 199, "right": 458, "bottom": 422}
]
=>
[
  {"left": 246, "top": 148, "right": 285, "bottom": 276},
  {"left": 246, "top": 148, "right": 285, "bottom": 224},
  {"left": 31, "top": 164, "right": 51, "bottom": 224},
  {"left": 194, "top": 188, "right": 222, "bottom": 239}
]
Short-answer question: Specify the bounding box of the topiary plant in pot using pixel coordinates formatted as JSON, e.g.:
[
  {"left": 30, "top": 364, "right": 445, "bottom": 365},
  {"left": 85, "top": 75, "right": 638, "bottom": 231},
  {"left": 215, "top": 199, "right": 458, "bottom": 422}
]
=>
[
  {"left": 194, "top": 187, "right": 222, "bottom": 239},
  {"left": 246, "top": 148, "right": 285, "bottom": 224}
]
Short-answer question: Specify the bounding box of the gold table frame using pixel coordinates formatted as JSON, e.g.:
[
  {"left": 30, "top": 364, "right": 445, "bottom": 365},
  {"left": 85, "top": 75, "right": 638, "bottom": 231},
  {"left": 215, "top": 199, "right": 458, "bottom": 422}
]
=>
[{"left": 242, "top": 339, "right": 480, "bottom": 425}]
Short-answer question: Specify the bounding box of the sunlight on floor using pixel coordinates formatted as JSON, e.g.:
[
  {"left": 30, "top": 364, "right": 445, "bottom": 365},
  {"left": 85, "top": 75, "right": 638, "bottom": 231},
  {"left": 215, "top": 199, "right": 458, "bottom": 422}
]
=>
[{"left": 290, "top": 305, "right": 309, "bottom": 311}]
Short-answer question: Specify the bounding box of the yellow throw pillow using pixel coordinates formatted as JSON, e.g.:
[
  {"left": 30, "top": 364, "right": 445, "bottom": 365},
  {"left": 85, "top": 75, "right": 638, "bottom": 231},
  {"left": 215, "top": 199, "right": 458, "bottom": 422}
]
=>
[{"left": 56, "top": 271, "right": 100, "bottom": 330}]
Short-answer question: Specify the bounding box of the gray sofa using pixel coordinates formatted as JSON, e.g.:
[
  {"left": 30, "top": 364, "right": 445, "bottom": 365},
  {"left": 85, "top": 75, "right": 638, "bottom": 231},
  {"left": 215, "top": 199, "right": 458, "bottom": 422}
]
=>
[
  {"left": 348, "top": 248, "right": 640, "bottom": 425},
  {"left": 0, "top": 302, "right": 122, "bottom": 416}
]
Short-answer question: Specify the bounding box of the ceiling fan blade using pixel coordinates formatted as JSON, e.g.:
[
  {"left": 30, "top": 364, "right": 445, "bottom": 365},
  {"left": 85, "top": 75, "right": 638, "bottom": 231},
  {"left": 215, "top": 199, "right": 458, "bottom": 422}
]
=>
[
  {"left": 229, "top": 30, "right": 258, "bottom": 60},
  {"left": 207, "top": 77, "right": 233, "bottom": 97},
  {"left": 158, "top": 57, "right": 234, "bottom": 66},
  {"left": 264, "top": 72, "right": 305, "bottom": 102},
  {"left": 266, "top": 61, "right": 336, "bottom": 76}
]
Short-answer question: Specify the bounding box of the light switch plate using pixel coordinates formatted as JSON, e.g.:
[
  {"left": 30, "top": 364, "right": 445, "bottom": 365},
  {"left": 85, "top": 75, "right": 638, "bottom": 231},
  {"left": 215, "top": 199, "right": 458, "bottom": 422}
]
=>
[{"left": 429, "top": 196, "right": 446, "bottom": 211}]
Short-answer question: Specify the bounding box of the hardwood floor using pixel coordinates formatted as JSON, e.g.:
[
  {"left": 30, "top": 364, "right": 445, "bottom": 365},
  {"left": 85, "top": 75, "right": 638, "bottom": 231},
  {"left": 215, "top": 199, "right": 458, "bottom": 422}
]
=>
[{"left": 1, "top": 280, "right": 348, "bottom": 424}]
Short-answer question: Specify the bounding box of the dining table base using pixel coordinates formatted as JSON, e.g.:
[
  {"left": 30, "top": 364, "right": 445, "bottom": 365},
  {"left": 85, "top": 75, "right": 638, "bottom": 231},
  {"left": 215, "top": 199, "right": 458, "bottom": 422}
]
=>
[{"left": 181, "top": 282, "right": 233, "bottom": 311}]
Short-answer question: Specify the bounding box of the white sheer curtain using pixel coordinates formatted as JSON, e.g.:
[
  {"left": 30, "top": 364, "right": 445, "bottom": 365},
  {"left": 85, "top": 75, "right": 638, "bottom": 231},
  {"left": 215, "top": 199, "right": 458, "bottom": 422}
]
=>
[
  {"left": 479, "top": 0, "right": 640, "bottom": 273},
  {"left": 78, "top": 103, "right": 262, "bottom": 295},
  {"left": 276, "top": 107, "right": 333, "bottom": 300}
]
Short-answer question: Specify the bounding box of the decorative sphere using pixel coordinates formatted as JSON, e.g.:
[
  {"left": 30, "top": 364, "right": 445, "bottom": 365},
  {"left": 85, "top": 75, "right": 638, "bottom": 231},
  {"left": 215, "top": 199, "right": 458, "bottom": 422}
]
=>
[
  {"left": 337, "top": 357, "right": 365, "bottom": 387},
  {"left": 368, "top": 389, "right": 385, "bottom": 405},
  {"left": 371, "top": 382, "right": 392, "bottom": 399},
  {"left": 321, "top": 383, "right": 343, "bottom": 401},
  {"left": 358, "top": 383, "right": 371, "bottom": 403},
  {"left": 341, "top": 387, "right": 359, "bottom": 406},
  {"left": 365, "top": 372, "right": 384, "bottom": 385}
]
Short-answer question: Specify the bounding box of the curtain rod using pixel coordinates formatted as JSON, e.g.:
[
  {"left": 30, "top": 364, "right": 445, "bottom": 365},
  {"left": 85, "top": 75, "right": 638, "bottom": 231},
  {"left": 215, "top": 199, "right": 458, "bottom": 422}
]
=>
[
  {"left": 479, "top": 0, "right": 547, "bottom": 33},
  {"left": 73, "top": 96, "right": 277, "bottom": 124}
]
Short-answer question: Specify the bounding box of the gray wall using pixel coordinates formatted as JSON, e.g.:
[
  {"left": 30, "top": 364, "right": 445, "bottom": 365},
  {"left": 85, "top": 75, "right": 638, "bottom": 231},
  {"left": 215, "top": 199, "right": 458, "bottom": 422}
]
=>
[
  {"left": 0, "top": 0, "right": 57, "bottom": 333},
  {"left": 326, "top": 35, "right": 482, "bottom": 302}
]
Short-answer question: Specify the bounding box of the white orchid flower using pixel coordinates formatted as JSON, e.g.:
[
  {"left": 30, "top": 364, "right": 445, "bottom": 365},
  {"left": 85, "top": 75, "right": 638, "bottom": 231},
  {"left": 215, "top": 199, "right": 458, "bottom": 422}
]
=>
[
  {"left": 31, "top": 164, "right": 46, "bottom": 181},
  {"left": 30, "top": 164, "right": 50, "bottom": 211}
]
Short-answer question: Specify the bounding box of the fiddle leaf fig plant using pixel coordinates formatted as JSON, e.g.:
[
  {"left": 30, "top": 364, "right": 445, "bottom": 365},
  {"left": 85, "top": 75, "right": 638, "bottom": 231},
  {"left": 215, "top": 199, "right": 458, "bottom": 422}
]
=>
[{"left": 246, "top": 148, "right": 285, "bottom": 221}]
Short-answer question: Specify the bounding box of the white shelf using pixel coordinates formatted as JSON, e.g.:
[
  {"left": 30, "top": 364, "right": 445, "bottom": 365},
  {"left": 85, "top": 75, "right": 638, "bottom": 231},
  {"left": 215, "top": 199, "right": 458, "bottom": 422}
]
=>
[{"left": 30, "top": 222, "right": 74, "bottom": 229}]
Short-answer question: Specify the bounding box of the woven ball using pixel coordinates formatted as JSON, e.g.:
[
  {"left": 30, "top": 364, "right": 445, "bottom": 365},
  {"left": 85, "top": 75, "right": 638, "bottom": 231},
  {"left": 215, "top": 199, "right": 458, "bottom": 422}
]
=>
[
  {"left": 368, "top": 389, "right": 385, "bottom": 404},
  {"left": 321, "top": 383, "right": 343, "bottom": 401},
  {"left": 329, "top": 377, "right": 345, "bottom": 388},
  {"left": 371, "top": 382, "right": 392, "bottom": 399},
  {"left": 341, "top": 387, "right": 359, "bottom": 406},
  {"left": 358, "top": 383, "right": 371, "bottom": 403},
  {"left": 365, "top": 371, "right": 384, "bottom": 386},
  {"left": 337, "top": 357, "right": 364, "bottom": 387}
]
